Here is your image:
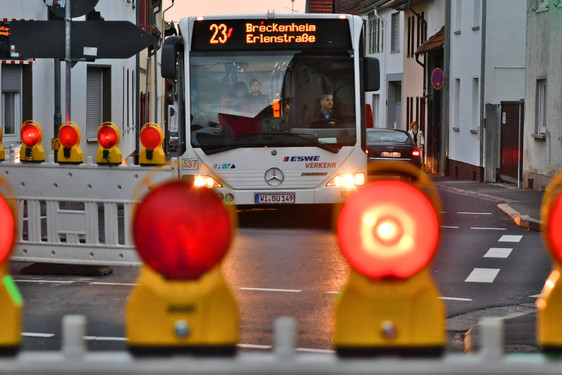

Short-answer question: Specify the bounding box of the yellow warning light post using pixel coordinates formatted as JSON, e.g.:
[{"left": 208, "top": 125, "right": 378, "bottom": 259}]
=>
[
  {"left": 537, "top": 170, "right": 562, "bottom": 352},
  {"left": 139, "top": 122, "right": 166, "bottom": 166},
  {"left": 334, "top": 161, "right": 445, "bottom": 356},
  {"left": 126, "top": 180, "right": 238, "bottom": 355},
  {"left": 0, "top": 177, "right": 22, "bottom": 355},
  {"left": 96, "top": 122, "right": 122, "bottom": 165},
  {"left": 20, "top": 120, "right": 45, "bottom": 162},
  {"left": 57, "top": 121, "right": 83, "bottom": 164}
]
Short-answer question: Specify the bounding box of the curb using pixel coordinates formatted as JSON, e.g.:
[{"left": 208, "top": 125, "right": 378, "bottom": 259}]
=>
[{"left": 497, "top": 203, "right": 542, "bottom": 232}]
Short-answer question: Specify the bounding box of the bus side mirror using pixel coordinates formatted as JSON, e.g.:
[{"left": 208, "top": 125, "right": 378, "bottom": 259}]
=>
[
  {"left": 364, "top": 57, "right": 380, "bottom": 92},
  {"left": 161, "top": 36, "right": 181, "bottom": 79}
]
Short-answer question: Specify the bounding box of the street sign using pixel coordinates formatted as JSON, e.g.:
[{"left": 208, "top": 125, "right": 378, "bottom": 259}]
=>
[
  {"left": 44, "top": 0, "right": 99, "bottom": 18},
  {"left": 431, "top": 67, "right": 444, "bottom": 90},
  {"left": 9, "top": 20, "right": 157, "bottom": 60}
]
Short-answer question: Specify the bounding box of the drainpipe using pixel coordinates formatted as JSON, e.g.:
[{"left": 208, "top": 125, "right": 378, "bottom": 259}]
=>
[
  {"left": 479, "top": 0, "right": 487, "bottom": 180},
  {"left": 441, "top": 0, "right": 450, "bottom": 176}
]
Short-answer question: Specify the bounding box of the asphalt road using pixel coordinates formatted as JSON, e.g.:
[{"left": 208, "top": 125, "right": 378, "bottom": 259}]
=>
[{"left": 10, "top": 188, "right": 552, "bottom": 353}]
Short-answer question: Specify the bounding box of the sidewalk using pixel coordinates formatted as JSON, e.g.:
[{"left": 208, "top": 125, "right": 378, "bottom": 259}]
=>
[{"left": 431, "top": 175, "right": 545, "bottom": 353}]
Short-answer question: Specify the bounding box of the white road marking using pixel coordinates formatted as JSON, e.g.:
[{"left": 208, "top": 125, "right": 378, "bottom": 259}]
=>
[
  {"left": 22, "top": 332, "right": 55, "bottom": 338},
  {"left": 84, "top": 336, "right": 128, "bottom": 341},
  {"left": 238, "top": 344, "right": 272, "bottom": 350},
  {"left": 14, "top": 279, "right": 75, "bottom": 284},
  {"left": 499, "top": 235, "right": 523, "bottom": 243},
  {"left": 458, "top": 212, "right": 492, "bottom": 215},
  {"left": 240, "top": 287, "right": 302, "bottom": 293},
  {"left": 297, "top": 348, "right": 335, "bottom": 354},
  {"left": 439, "top": 296, "right": 473, "bottom": 301},
  {"left": 530, "top": 294, "right": 541, "bottom": 298},
  {"left": 441, "top": 225, "right": 460, "bottom": 229},
  {"left": 465, "top": 268, "right": 500, "bottom": 283},
  {"left": 484, "top": 248, "right": 513, "bottom": 258},
  {"left": 470, "top": 227, "right": 507, "bottom": 231},
  {"left": 90, "top": 282, "right": 137, "bottom": 286}
]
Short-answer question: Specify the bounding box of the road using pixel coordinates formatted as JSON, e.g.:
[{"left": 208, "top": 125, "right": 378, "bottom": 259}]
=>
[{"left": 10, "top": 185, "right": 550, "bottom": 353}]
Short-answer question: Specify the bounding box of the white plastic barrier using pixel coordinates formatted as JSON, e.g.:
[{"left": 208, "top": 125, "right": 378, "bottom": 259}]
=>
[
  {"left": 0, "top": 154, "right": 177, "bottom": 266},
  {"left": 0, "top": 316, "right": 560, "bottom": 375}
]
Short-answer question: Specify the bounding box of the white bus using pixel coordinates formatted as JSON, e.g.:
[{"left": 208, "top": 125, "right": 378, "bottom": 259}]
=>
[{"left": 161, "top": 13, "right": 379, "bottom": 206}]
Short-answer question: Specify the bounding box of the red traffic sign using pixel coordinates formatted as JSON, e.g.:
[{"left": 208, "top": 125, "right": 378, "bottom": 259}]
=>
[{"left": 431, "top": 68, "right": 444, "bottom": 90}]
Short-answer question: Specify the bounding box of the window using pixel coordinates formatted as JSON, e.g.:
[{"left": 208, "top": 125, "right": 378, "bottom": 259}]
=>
[
  {"left": 473, "top": 0, "right": 481, "bottom": 29},
  {"left": 407, "top": 15, "right": 414, "bottom": 57},
  {"left": 391, "top": 13, "right": 400, "bottom": 53},
  {"left": 1, "top": 65, "right": 22, "bottom": 140},
  {"left": 536, "top": 79, "right": 546, "bottom": 134},
  {"left": 454, "top": 78, "right": 461, "bottom": 127},
  {"left": 368, "top": 17, "right": 383, "bottom": 54},
  {"left": 472, "top": 78, "right": 479, "bottom": 127},
  {"left": 454, "top": 0, "right": 462, "bottom": 33},
  {"left": 86, "top": 66, "right": 111, "bottom": 140}
]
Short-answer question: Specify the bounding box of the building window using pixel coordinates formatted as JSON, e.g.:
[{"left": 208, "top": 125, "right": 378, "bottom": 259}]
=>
[
  {"left": 1, "top": 65, "right": 22, "bottom": 141},
  {"left": 391, "top": 13, "right": 400, "bottom": 53},
  {"left": 454, "top": 78, "right": 461, "bottom": 127},
  {"left": 368, "top": 17, "right": 383, "bottom": 54},
  {"left": 473, "top": 0, "right": 481, "bottom": 29},
  {"left": 454, "top": 0, "right": 462, "bottom": 33},
  {"left": 407, "top": 15, "right": 414, "bottom": 57},
  {"left": 86, "top": 67, "right": 111, "bottom": 141},
  {"left": 536, "top": 79, "right": 546, "bottom": 134}
]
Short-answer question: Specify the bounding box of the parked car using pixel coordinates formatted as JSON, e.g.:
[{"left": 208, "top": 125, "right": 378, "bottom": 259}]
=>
[{"left": 366, "top": 128, "right": 422, "bottom": 171}]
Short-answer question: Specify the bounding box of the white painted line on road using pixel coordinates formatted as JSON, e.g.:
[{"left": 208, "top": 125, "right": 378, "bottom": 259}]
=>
[
  {"left": 14, "top": 279, "right": 75, "bottom": 284},
  {"left": 238, "top": 343, "right": 273, "bottom": 350},
  {"left": 240, "top": 287, "right": 302, "bottom": 293},
  {"left": 484, "top": 248, "right": 513, "bottom": 258},
  {"left": 457, "top": 212, "right": 492, "bottom": 215},
  {"left": 326, "top": 291, "right": 340, "bottom": 295},
  {"left": 90, "top": 282, "right": 137, "bottom": 287},
  {"left": 441, "top": 225, "right": 460, "bottom": 229},
  {"left": 530, "top": 294, "right": 541, "bottom": 299},
  {"left": 499, "top": 235, "right": 523, "bottom": 243},
  {"left": 465, "top": 268, "right": 500, "bottom": 283},
  {"left": 470, "top": 227, "right": 507, "bottom": 231},
  {"left": 439, "top": 296, "right": 473, "bottom": 301},
  {"left": 22, "top": 332, "right": 55, "bottom": 338},
  {"left": 297, "top": 348, "right": 335, "bottom": 354},
  {"left": 84, "top": 336, "right": 128, "bottom": 341}
]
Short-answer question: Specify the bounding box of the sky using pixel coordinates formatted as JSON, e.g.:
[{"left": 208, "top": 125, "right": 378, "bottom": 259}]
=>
[{"left": 162, "top": 0, "right": 307, "bottom": 24}]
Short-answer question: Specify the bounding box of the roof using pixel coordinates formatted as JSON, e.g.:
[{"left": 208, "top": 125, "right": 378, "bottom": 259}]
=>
[
  {"left": 310, "top": 0, "right": 334, "bottom": 13},
  {"left": 416, "top": 26, "right": 444, "bottom": 54}
]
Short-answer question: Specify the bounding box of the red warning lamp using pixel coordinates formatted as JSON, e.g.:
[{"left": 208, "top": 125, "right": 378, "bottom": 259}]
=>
[
  {"left": 338, "top": 180, "right": 439, "bottom": 279},
  {"left": 57, "top": 121, "right": 83, "bottom": 164},
  {"left": 139, "top": 122, "right": 166, "bottom": 166},
  {"left": 140, "top": 126, "right": 161, "bottom": 150},
  {"left": 0, "top": 194, "right": 15, "bottom": 265},
  {"left": 98, "top": 126, "right": 118, "bottom": 149},
  {"left": 132, "top": 180, "right": 233, "bottom": 280},
  {"left": 21, "top": 124, "right": 41, "bottom": 147},
  {"left": 58, "top": 125, "right": 79, "bottom": 148}
]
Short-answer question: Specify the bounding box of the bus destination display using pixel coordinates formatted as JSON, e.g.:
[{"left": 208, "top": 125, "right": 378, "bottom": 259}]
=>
[{"left": 191, "top": 18, "right": 352, "bottom": 51}]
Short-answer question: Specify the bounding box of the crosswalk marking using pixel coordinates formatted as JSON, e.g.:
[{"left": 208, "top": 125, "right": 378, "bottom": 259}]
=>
[
  {"left": 465, "top": 268, "right": 500, "bottom": 283},
  {"left": 499, "top": 235, "right": 523, "bottom": 243},
  {"left": 483, "top": 248, "right": 513, "bottom": 258}
]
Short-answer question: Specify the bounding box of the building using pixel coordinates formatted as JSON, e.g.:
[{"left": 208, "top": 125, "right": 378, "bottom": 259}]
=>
[
  {"left": 1, "top": 0, "right": 165, "bottom": 162},
  {"left": 523, "top": 0, "right": 562, "bottom": 190}
]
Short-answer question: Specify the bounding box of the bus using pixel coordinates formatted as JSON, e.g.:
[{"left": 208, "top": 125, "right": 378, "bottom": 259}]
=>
[{"left": 161, "top": 13, "right": 379, "bottom": 206}]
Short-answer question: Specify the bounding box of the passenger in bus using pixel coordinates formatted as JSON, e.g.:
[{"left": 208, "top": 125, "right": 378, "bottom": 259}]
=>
[
  {"left": 246, "top": 78, "right": 269, "bottom": 116},
  {"left": 311, "top": 93, "right": 340, "bottom": 127}
]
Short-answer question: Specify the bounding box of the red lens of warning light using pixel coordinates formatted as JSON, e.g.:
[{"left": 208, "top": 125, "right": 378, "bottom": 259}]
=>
[
  {"left": 21, "top": 124, "right": 41, "bottom": 147},
  {"left": 0, "top": 195, "right": 15, "bottom": 264},
  {"left": 58, "top": 126, "right": 79, "bottom": 148},
  {"left": 337, "top": 180, "right": 440, "bottom": 279},
  {"left": 547, "top": 195, "right": 562, "bottom": 262},
  {"left": 133, "top": 181, "right": 233, "bottom": 280},
  {"left": 98, "top": 126, "right": 118, "bottom": 148},
  {"left": 140, "top": 126, "right": 161, "bottom": 150}
]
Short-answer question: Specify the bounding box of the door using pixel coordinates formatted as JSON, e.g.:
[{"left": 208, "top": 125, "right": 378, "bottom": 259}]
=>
[{"left": 500, "top": 101, "right": 524, "bottom": 184}]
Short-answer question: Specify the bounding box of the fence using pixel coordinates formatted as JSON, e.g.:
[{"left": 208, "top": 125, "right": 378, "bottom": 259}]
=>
[{"left": 0, "top": 154, "right": 176, "bottom": 266}]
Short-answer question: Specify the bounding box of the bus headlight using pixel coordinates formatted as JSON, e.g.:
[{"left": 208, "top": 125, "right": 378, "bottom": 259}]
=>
[
  {"left": 327, "top": 173, "right": 366, "bottom": 188},
  {"left": 194, "top": 175, "right": 222, "bottom": 188}
]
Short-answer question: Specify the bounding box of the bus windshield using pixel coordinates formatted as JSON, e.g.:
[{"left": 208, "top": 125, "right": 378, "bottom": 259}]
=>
[{"left": 189, "top": 51, "right": 356, "bottom": 154}]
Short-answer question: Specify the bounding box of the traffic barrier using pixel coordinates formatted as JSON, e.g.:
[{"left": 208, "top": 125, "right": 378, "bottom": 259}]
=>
[
  {"left": 0, "top": 152, "right": 177, "bottom": 266},
  {"left": 0, "top": 315, "right": 562, "bottom": 374}
]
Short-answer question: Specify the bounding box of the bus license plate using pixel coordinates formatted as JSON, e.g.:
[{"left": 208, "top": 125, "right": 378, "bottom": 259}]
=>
[{"left": 255, "top": 193, "right": 295, "bottom": 204}]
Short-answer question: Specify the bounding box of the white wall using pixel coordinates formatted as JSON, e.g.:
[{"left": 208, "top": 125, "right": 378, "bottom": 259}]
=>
[{"left": 2, "top": 0, "right": 139, "bottom": 159}]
